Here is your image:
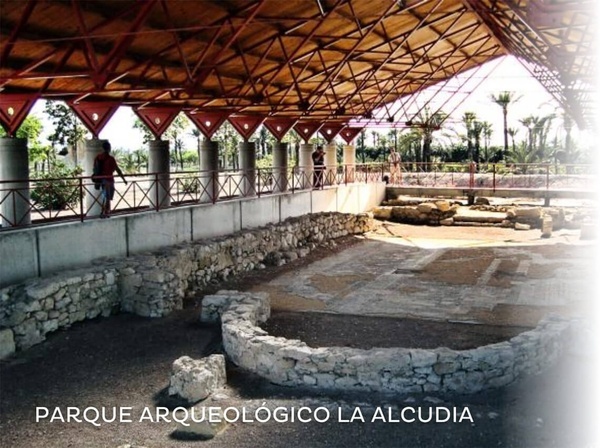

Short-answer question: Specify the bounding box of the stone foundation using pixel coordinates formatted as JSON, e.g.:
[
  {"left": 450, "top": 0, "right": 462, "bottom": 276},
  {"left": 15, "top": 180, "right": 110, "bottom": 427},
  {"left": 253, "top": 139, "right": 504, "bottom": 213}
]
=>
[
  {"left": 0, "top": 212, "right": 373, "bottom": 356},
  {"left": 375, "top": 199, "right": 593, "bottom": 231},
  {"left": 203, "top": 290, "right": 577, "bottom": 394}
]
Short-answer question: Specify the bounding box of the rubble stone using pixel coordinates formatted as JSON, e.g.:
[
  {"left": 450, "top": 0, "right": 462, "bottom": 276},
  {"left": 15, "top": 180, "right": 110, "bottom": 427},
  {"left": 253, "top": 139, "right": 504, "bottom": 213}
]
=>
[
  {"left": 168, "top": 355, "right": 227, "bottom": 403},
  {"left": 1, "top": 212, "right": 372, "bottom": 352}
]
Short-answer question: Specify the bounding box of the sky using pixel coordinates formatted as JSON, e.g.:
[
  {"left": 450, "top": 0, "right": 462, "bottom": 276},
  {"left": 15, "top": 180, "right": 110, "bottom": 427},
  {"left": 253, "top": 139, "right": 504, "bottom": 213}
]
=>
[{"left": 30, "top": 55, "right": 565, "bottom": 151}]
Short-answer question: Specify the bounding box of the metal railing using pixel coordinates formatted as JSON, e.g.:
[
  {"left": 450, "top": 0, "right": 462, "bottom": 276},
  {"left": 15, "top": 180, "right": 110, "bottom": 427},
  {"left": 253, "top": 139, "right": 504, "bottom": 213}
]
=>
[
  {"left": 0, "top": 163, "right": 385, "bottom": 230},
  {"left": 387, "top": 162, "right": 597, "bottom": 191},
  {"left": 1, "top": 162, "right": 595, "bottom": 231}
]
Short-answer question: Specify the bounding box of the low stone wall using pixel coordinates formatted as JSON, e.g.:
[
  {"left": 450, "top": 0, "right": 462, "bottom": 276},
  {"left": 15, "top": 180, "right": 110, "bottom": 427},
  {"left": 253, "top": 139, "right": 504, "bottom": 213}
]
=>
[
  {"left": 203, "top": 291, "right": 576, "bottom": 394},
  {"left": 376, "top": 197, "right": 593, "bottom": 231},
  {"left": 373, "top": 200, "right": 458, "bottom": 225},
  {"left": 0, "top": 212, "right": 373, "bottom": 355}
]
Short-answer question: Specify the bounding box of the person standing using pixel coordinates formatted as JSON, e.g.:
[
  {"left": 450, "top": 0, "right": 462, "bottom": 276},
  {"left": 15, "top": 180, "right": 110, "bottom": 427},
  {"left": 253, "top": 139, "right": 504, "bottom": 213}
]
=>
[
  {"left": 311, "top": 146, "right": 325, "bottom": 188},
  {"left": 93, "top": 141, "right": 127, "bottom": 218},
  {"left": 388, "top": 147, "right": 402, "bottom": 184}
]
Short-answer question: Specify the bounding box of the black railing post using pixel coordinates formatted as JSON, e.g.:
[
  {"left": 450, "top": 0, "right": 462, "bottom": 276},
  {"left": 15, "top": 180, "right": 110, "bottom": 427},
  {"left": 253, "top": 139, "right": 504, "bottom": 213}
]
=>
[
  {"left": 79, "top": 177, "right": 84, "bottom": 222},
  {"left": 155, "top": 173, "right": 160, "bottom": 211}
]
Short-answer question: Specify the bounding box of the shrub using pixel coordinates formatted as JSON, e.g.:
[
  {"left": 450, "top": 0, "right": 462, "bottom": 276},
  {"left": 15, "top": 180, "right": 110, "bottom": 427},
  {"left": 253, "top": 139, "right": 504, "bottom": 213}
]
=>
[{"left": 31, "top": 163, "right": 82, "bottom": 210}]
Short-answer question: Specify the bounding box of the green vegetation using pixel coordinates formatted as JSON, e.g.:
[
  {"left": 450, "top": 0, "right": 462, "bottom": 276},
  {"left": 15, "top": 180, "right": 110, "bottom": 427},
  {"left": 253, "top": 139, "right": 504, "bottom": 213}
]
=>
[{"left": 30, "top": 161, "right": 82, "bottom": 210}]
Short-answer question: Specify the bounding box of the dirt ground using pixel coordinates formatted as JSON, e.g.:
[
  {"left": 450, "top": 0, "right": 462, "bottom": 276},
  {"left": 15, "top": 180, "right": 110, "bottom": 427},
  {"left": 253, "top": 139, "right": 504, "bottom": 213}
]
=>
[
  {"left": 0, "top": 223, "right": 598, "bottom": 448},
  {"left": 262, "top": 312, "right": 530, "bottom": 350}
]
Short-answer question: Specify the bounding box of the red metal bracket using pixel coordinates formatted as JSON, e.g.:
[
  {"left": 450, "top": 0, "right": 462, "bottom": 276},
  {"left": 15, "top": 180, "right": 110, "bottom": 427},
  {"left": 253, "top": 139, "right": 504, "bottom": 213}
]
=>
[
  {"left": 318, "top": 124, "right": 345, "bottom": 143},
  {"left": 293, "top": 121, "right": 323, "bottom": 143},
  {"left": 263, "top": 117, "right": 297, "bottom": 141},
  {"left": 68, "top": 101, "right": 120, "bottom": 137},
  {"left": 228, "top": 115, "right": 265, "bottom": 141},
  {"left": 133, "top": 106, "right": 181, "bottom": 139},
  {"left": 339, "top": 126, "right": 363, "bottom": 145},
  {"left": 185, "top": 110, "right": 230, "bottom": 139},
  {"left": 0, "top": 93, "right": 39, "bottom": 137}
]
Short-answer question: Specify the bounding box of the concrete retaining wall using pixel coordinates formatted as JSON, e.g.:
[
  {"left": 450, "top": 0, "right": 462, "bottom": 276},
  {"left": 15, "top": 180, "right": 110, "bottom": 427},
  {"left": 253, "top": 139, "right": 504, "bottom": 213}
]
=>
[
  {"left": 202, "top": 291, "right": 576, "bottom": 394},
  {"left": 0, "top": 212, "right": 374, "bottom": 355},
  {"left": 0, "top": 183, "right": 385, "bottom": 288}
]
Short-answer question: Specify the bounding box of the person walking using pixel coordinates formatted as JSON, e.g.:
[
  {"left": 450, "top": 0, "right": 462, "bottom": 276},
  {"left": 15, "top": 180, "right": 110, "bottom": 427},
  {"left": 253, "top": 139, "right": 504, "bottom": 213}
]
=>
[
  {"left": 93, "top": 141, "right": 127, "bottom": 218},
  {"left": 311, "top": 146, "right": 325, "bottom": 188},
  {"left": 388, "top": 147, "right": 402, "bottom": 184}
]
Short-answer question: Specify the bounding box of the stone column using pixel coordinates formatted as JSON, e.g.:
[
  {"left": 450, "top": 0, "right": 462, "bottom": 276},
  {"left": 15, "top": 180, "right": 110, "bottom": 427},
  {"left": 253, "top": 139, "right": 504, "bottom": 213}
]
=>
[
  {"left": 238, "top": 141, "right": 256, "bottom": 197},
  {"left": 343, "top": 144, "right": 356, "bottom": 183},
  {"left": 84, "top": 138, "right": 106, "bottom": 217},
  {"left": 272, "top": 142, "right": 288, "bottom": 192},
  {"left": 149, "top": 139, "right": 170, "bottom": 209},
  {"left": 299, "top": 143, "right": 315, "bottom": 189},
  {"left": 323, "top": 143, "right": 337, "bottom": 186},
  {"left": 0, "top": 137, "right": 30, "bottom": 227},
  {"left": 199, "top": 139, "right": 219, "bottom": 203}
]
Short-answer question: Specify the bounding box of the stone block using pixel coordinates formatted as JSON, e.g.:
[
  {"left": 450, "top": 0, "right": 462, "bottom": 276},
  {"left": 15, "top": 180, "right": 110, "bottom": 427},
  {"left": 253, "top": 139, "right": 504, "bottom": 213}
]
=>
[
  {"left": 515, "top": 207, "right": 541, "bottom": 218},
  {"left": 372, "top": 207, "right": 392, "bottom": 220},
  {"left": 0, "top": 328, "right": 15, "bottom": 359},
  {"left": 168, "top": 355, "right": 227, "bottom": 403},
  {"left": 514, "top": 222, "right": 531, "bottom": 231},
  {"left": 435, "top": 200, "right": 451, "bottom": 212},
  {"left": 541, "top": 216, "right": 552, "bottom": 238},
  {"left": 410, "top": 349, "right": 437, "bottom": 368},
  {"left": 417, "top": 203, "right": 437, "bottom": 213}
]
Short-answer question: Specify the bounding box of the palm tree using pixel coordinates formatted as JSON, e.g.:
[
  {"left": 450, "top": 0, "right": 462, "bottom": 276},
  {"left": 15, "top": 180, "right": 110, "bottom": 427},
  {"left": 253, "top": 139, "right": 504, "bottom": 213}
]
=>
[
  {"left": 471, "top": 120, "right": 484, "bottom": 164},
  {"left": 507, "top": 127, "right": 518, "bottom": 153},
  {"left": 491, "top": 91, "right": 521, "bottom": 158},
  {"left": 519, "top": 115, "right": 538, "bottom": 154},
  {"left": 462, "top": 112, "right": 477, "bottom": 161},
  {"left": 507, "top": 141, "right": 540, "bottom": 171},
  {"left": 480, "top": 121, "right": 494, "bottom": 163},
  {"left": 410, "top": 108, "right": 448, "bottom": 170},
  {"left": 388, "top": 129, "right": 398, "bottom": 151},
  {"left": 398, "top": 129, "right": 422, "bottom": 170},
  {"left": 533, "top": 113, "right": 555, "bottom": 160}
]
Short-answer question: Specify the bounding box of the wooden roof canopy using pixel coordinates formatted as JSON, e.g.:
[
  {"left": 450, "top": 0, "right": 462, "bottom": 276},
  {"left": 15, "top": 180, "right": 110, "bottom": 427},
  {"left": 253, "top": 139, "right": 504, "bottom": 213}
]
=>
[{"left": 0, "top": 0, "right": 596, "bottom": 136}]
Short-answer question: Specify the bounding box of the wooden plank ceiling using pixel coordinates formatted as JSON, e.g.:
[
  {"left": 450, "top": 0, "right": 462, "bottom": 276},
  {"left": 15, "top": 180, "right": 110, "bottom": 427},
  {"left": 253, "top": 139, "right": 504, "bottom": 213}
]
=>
[{"left": 0, "top": 0, "right": 596, "bottom": 129}]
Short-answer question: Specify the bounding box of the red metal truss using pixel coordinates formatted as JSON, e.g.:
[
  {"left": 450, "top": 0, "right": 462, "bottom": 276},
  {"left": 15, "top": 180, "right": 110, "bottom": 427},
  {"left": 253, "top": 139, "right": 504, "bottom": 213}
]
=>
[
  {"left": 293, "top": 121, "right": 323, "bottom": 143},
  {"left": 185, "top": 110, "right": 231, "bottom": 139},
  {"left": 133, "top": 106, "right": 181, "bottom": 139},
  {"left": 0, "top": 0, "right": 595, "bottom": 131},
  {"left": 263, "top": 117, "right": 297, "bottom": 141},
  {"left": 228, "top": 114, "right": 265, "bottom": 141},
  {"left": 68, "top": 100, "right": 120, "bottom": 137},
  {"left": 0, "top": 93, "right": 39, "bottom": 136},
  {"left": 339, "top": 126, "right": 364, "bottom": 145},
  {"left": 319, "top": 124, "right": 346, "bottom": 143}
]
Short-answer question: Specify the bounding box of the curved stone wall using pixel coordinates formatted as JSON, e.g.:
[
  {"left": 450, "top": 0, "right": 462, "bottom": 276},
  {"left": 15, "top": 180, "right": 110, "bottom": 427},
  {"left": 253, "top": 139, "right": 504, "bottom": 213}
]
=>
[
  {"left": 202, "top": 291, "right": 576, "bottom": 394},
  {"left": 0, "top": 212, "right": 372, "bottom": 354}
]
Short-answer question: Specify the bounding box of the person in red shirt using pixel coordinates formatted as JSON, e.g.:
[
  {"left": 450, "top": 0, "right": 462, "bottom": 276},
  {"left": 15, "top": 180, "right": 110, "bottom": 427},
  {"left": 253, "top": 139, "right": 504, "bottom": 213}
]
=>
[{"left": 93, "top": 141, "right": 127, "bottom": 218}]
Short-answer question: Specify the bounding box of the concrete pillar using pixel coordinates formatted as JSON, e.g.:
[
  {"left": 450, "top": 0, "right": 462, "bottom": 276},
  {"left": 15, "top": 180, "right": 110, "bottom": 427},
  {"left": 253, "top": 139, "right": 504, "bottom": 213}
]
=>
[
  {"left": 148, "top": 139, "right": 170, "bottom": 209},
  {"left": 323, "top": 143, "right": 337, "bottom": 186},
  {"left": 238, "top": 141, "right": 256, "bottom": 197},
  {"left": 199, "top": 139, "right": 219, "bottom": 203},
  {"left": 343, "top": 144, "right": 356, "bottom": 183},
  {"left": 84, "top": 138, "right": 106, "bottom": 217},
  {"left": 0, "top": 137, "right": 30, "bottom": 227},
  {"left": 299, "top": 143, "right": 315, "bottom": 189},
  {"left": 272, "top": 142, "right": 288, "bottom": 192}
]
